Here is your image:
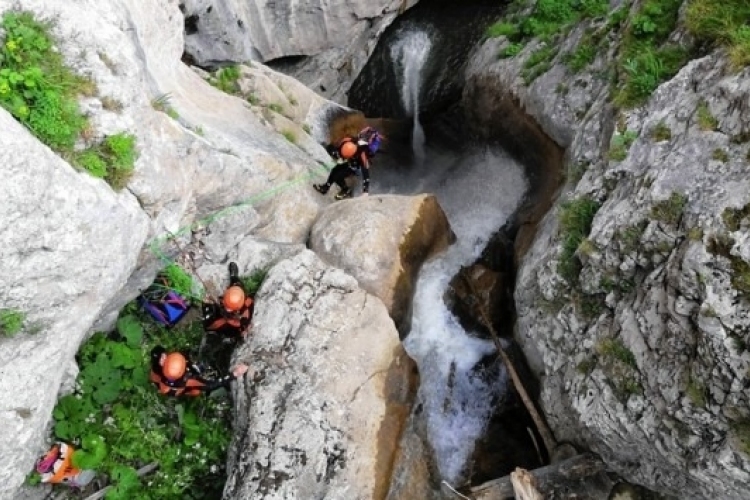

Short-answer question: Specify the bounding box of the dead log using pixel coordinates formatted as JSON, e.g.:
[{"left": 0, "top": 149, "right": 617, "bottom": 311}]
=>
[
  {"left": 459, "top": 270, "right": 558, "bottom": 456},
  {"left": 470, "top": 453, "right": 606, "bottom": 499}
]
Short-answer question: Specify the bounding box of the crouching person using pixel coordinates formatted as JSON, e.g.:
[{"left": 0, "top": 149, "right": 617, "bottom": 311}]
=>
[
  {"left": 202, "top": 261, "right": 254, "bottom": 342},
  {"left": 149, "top": 345, "right": 248, "bottom": 397}
]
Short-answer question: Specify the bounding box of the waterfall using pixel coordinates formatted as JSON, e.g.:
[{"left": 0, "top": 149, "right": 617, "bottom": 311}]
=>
[
  {"left": 374, "top": 145, "right": 529, "bottom": 483},
  {"left": 390, "top": 30, "right": 431, "bottom": 165}
]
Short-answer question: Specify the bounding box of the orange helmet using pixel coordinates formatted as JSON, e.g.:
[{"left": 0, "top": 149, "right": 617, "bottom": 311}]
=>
[
  {"left": 339, "top": 140, "right": 358, "bottom": 159},
  {"left": 223, "top": 286, "right": 246, "bottom": 312},
  {"left": 163, "top": 352, "right": 187, "bottom": 381}
]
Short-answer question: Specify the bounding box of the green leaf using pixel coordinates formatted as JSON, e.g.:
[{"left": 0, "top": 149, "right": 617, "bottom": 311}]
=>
[
  {"left": 82, "top": 352, "right": 123, "bottom": 404},
  {"left": 117, "top": 315, "right": 143, "bottom": 347},
  {"left": 72, "top": 434, "right": 107, "bottom": 469},
  {"left": 110, "top": 465, "right": 139, "bottom": 492},
  {"left": 110, "top": 343, "right": 137, "bottom": 369}
]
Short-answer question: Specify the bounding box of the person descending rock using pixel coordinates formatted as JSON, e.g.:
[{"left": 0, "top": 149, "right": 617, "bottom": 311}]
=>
[
  {"left": 202, "top": 262, "right": 254, "bottom": 342},
  {"left": 149, "top": 345, "right": 248, "bottom": 397},
  {"left": 314, "top": 126, "right": 383, "bottom": 200}
]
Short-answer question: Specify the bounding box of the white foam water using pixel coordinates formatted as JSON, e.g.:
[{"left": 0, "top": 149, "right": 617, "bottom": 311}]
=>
[
  {"left": 390, "top": 30, "right": 431, "bottom": 165},
  {"left": 400, "top": 147, "right": 528, "bottom": 483}
]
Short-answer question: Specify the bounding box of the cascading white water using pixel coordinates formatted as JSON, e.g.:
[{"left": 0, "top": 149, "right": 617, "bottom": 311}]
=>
[
  {"left": 390, "top": 30, "right": 431, "bottom": 165},
  {"left": 402, "top": 147, "right": 528, "bottom": 483}
]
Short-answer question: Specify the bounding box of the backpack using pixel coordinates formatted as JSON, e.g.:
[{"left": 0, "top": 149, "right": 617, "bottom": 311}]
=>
[
  {"left": 138, "top": 274, "right": 190, "bottom": 328},
  {"left": 358, "top": 127, "right": 382, "bottom": 156}
]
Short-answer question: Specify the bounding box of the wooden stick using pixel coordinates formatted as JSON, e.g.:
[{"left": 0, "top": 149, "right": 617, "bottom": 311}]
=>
[
  {"left": 471, "top": 453, "right": 606, "bottom": 499},
  {"left": 459, "top": 269, "right": 558, "bottom": 457},
  {"left": 82, "top": 463, "right": 159, "bottom": 500}
]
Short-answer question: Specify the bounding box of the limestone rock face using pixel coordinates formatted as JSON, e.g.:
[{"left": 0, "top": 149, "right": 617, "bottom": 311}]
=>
[
  {"left": 468, "top": 15, "right": 750, "bottom": 499},
  {"left": 310, "top": 194, "right": 454, "bottom": 332},
  {"left": 0, "top": 0, "right": 349, "bottom": 496},
  {"left": 0, "top": 112, "right": 149, "bottom": 500},
  {"left": 224, "top": 250, "right": 417, "bottom": 499},
  {"left": 180, "top": 0, "right": 420, "bottom": 103}
]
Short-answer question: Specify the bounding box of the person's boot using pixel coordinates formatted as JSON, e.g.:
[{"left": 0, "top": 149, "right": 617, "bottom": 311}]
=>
[
  {"left": 229, "top": 262, "right": 239, "bottom": 282},
  {"left": 313, "top": 183, "right": 329, "bottom": 194},
  {"left": 334, "top": 187, "right": 353, "bottom": 200}
]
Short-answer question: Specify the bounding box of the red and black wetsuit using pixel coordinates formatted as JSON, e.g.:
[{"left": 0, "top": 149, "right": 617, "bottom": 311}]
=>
[
  {"left": 149, "top": 346, "right": 233, "bottom": 397},
  {"left": 323, "top": 138, "right": 372, "bottom": 194}
]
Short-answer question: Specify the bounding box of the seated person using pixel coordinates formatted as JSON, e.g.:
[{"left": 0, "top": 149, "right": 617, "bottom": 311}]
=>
[
  {"left": 35, "top": 442, "right": 95, "bottom": 487},
  {"left": 149, "top": 345, "right": 248, "bottom": 397},
  {"left": 203, "top": 262, "right": 254, "bottom": 341}
]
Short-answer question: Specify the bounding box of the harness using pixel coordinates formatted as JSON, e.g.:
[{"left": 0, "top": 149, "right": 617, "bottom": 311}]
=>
[
  {"left": 149, "top": 369, "right": 205, "bottom": 397},
  {"left": 205, "top": 297, "right": 254, "bottom": 333}
]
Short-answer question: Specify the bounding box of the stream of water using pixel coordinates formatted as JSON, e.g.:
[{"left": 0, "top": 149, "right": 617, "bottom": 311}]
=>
[{"left": 374, "top": 30, "right": 530, "bottom": 484}]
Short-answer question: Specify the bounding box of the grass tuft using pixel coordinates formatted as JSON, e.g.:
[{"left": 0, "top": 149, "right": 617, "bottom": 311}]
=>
[
  {"left": 685, "top": 0, "right": 750, "bottom": 70},
  {"left": 651, "top": 121, "right": 672, "bottom": 141},
  {"left": 696, "top": 100, "right": 719, "bottom": 130},
  {"left": 650, "top": 192, "right": 688, "bottom": 226},
  {"left": 0, "top": 309, "right": 25, "bottom": 337},
  {"left": 558, "top": 196, "right": 601, "bottom": 284}
]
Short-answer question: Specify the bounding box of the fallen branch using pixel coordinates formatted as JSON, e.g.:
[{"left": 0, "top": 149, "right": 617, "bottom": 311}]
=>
[
  {"left": 459, "top": 269, "right": 557, "bottom": 457},
  {"left": 470, "top": 453, "right": 605, "bottom": 499},
  {"left": 83, "top": 462, "right": 159, "bottom": 500}
]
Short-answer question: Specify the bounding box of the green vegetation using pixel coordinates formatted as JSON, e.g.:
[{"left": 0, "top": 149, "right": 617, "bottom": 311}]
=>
[
  {"left": 608, "top": 130, "right": 638, "bottom": 161},
  {"left": 151, "top": 93, "right": 179, "bottom": 120},
  {"left": 576, "top": 357, "right": 597, "bottom": 375},
  {"left": 686, "top": 376, "right": 706, "bottom": 407},
  {"left": 722, "top": 204, "right": 750, "bottom": 231},
  {"left": 729, "top": 418, "right": 750, "bottom": 455},
  {"left": 0, "top": 308, "right": 25, "bottom": 337},
  {"left": 486, "top": 21, "right": 519, "bottom": 39},
  {"left": 0, "top": 11, "right": 137, "bottom": 190},
  {"left": 101, "top": 96, "right": 124, "bottom": 113},
  {"left": 651, "top": 121, "right": 672, "bottom": 141},
  {"left": 239, "top": 268, "right": 268, "bottom": 296},
  {"left": 281, "top": 129, "right": 296, "bottom": 144},
  {"left": 696, "top": 100, "right": 718, "bottom": 130},
  {"left": 712, "top": 148, "right": 729, "bottom": 162},
  {"left": 566, "top": 162, "right": 589, "bottom": 184},
  {"left": 302, "top": 123, "right": 311, "bottom": 134},
  {"left": 613, "top": 0, "right": 689, "bottom": 108},
  {"left": 246, "top": 93, "right": 260, "bottom": 106},
  {"left": 486, "top": 0, "right": 608, "bottom": 70},
  {"left": 44, "top": 307, "right": 235, "bottom": 499},
  {"left": 558, "top": 196, "right": 601, "bottom": 284},
  {"left": 596, "top": 337, "right": 637, "bottom": 368},
  {"left": 565, "top": 37, "right": 597, "bottom": 72},
  {"left": 650, "top": 192, "right": 687, "bottom": 225},
  {"left": 730, "top": 257, "right": 750, "bottom": 299},
  {"left": 0, "top": 11, "right": 91, "bottom": 149},
  {"left": 162, "top": 264, "right": 197, "bottom": 299},
  {"left": 522, "top": 45, "right": 558, "bottom": 84},
  {"left": 211, "top": 66, "right": 241, "bottom": 94},
  {"left": 267, "top": 103, "right": 284, "bottom": 114},
  {"left": 75, "top": 133, "right": 138, "bottom": 191},
  {"left": 685, "top": 0, "right": 750, "bottom": 69},
  {"left": 617, "top": 220, "right": 648, "bottom": 253}
]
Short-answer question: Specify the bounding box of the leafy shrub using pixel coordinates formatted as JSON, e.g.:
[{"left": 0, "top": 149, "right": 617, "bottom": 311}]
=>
[
  {"left": 650, "top": 192, "right": 687, "bottom": 225},
  {"left": 651, "top": 121, "right": 672, "bottom": 141},
  {"left": 608, "top": 130, "right": 638, "bottom": 161},
  {"left": 499, "top": 42, "right": 524, "bottom": 58},
  {"left": 0, "top": 11, "right": 89, "bottom": 149},
  {"left": 281, "top": 129, "right": 296, "bottom": 144},
  {"left": 212, "top": 65, "right": 241, "bottom": 94},
  {"left": 73, "top": 133, "right": 138, "bottom": 190},
  {"left": 240, "top": 268, "right": 268, "bottom": 295},
  {"left": 565, "top": 39, "right": 597, "bottom": 72},
  {"left": 686, "top": 0, "right": 750, "bottom": 69},
  {"left": 0, "top": 308, "right": 25, "bottom": 337},
  {"left": 696, "top": 100, "right": 718, "bottom": 130},
  {"left": 75, "top": 150, "right": 108, "bottom": 178},
  {"left": 596, "top": 338, "right": 637, "bottom": 368},
  {"left": 162, "top": 264, "right": 195, "bottom": 299},
  {"left": 558, "top": 196, "right": 601, "bottom": 284},
  {"left": 50, "top": 311, "right": 233, "bottom": 499},
  {"left": 151, "top": 93, "right": 178, "bottom": 119},
  {"left": 522, "top": 45, "right": 557, "bottom": 83},
  {"left": 486, "top": 21, "right": 519, "bottom": 39}
]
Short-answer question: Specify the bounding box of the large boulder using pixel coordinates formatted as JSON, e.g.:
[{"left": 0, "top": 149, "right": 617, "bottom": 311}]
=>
[
  {"left": 310, "top": 194, "right": 454, "bottom": 333},
  {"left": 224, "top": 250, "right": 417, "bottom": 499},
  {"left": 180, "top": 0, "right": 420, "bottom": 103}
]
